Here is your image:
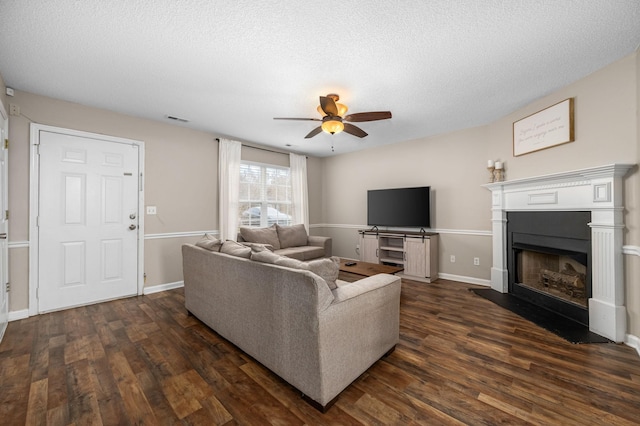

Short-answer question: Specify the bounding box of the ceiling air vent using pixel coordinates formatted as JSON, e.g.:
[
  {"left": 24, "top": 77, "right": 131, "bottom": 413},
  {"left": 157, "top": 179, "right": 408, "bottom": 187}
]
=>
[{"left": 165, "top": 115, "right": 189, "bottom": 123}]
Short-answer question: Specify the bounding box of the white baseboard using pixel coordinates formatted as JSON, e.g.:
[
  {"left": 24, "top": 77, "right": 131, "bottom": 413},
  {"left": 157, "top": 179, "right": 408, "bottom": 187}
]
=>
[
  {"left": 438, "top": 273, "right": 491, "bottom": 286},
  {"left": 626, "top": 334, "right": 640, "bottom": 357},
  {"left": 8, "top": 309, "right": 29, "bottom": 322},
  {"left": 143, "top": 281, "right": 184, "bottom": 295}
]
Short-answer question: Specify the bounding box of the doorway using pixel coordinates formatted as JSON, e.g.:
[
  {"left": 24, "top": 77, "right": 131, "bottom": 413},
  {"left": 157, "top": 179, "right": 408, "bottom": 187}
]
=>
[{"left": 29, "top": 124, "right": 144, "bottom": 314}]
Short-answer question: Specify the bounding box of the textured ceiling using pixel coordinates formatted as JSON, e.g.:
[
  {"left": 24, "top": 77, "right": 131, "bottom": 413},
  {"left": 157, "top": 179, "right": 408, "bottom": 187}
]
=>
[{"left": 1, "top": 1, "right": 639, "bottom": 157}]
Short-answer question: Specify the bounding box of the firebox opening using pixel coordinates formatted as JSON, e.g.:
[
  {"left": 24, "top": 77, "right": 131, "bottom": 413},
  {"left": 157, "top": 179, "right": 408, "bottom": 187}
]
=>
[{"left": 514, "top": 245, "right": 588, "bottom": 308}]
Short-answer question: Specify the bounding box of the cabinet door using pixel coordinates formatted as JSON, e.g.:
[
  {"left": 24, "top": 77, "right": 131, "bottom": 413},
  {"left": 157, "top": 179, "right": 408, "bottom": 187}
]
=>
[
  {"left": 405, "top": 237, "right": 428, "bottom": 277},
  {"left": 360, "top": 234, "right": 379, "bottom": 263}
]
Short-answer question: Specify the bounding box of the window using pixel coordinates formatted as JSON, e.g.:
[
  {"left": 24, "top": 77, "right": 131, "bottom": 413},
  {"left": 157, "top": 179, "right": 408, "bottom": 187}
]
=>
[{"left": 239, "top": 161, "right": 292, "bottom": 228}]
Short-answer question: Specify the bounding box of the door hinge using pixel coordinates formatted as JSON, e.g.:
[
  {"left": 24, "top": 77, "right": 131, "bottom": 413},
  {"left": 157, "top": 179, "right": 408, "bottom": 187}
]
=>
[
  {"left": 4, "top": 139, "right": 8, "bottom": 149},
  {"left": 5, "top": 282, "right": 9, "bottom": 293},
  {"left": 4, "top": 210, "right": 8, "bottom": 221}
]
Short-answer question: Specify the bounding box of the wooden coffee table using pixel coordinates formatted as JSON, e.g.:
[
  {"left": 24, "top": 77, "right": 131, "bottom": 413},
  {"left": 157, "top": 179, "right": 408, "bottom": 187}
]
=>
[{"left": 339, "top": 259, "right": 403, "bottom": 279}]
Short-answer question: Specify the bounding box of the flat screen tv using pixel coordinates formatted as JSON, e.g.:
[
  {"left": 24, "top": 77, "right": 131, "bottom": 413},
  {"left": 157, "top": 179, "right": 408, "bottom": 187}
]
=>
[{"left": 367, "top": 186, "right": 431, "bottom": 228}]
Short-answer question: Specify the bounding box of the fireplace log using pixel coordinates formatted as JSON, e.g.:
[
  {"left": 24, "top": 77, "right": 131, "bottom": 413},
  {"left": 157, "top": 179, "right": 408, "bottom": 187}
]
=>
[
  {"left": 539, "top": 268, "right": 585, "bottom": 298},
  {"left": 540, "top": 269, "right": 584, "bottom": 288}
]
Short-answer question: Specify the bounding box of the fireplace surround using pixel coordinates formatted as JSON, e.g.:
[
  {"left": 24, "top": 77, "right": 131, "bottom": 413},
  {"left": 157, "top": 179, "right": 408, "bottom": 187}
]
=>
[{"left": 484, "top": 164, "right": 633, "bottom": 342}]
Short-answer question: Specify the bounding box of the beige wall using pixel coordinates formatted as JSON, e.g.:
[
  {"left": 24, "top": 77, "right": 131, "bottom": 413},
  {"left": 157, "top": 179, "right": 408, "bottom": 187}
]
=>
[
  {"left": 4, "top": 89, "right": 324, "bottom": 312},
  {"left": 320, "top": 125, "right": 493, "bottom": 279},
  {"left": 319, "top": 52, "right": 640, "bottom": 335},
  {"left": 6, "top": 91, "right": 221, "bottom": 311}
]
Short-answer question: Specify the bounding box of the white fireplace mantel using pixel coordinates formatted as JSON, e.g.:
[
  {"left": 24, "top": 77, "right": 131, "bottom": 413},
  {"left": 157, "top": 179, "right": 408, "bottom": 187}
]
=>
[{"left": 483, "top": 163, "right": 634, "bottom": 342}]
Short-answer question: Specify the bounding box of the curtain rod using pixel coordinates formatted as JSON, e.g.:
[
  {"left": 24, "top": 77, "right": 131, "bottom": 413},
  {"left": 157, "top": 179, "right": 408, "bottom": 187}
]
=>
[{"left": 215, "top": 138, "right": 301, "bottom": 157}]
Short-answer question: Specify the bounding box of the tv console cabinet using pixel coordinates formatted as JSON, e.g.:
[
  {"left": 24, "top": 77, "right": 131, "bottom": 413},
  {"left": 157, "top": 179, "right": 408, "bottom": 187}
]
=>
[{"left": 358, "top": 230, "right": 439, "bottom": 283}]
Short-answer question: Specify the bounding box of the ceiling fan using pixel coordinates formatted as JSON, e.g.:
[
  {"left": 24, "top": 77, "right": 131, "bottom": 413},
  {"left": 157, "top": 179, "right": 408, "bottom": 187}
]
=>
[{"left": 274, "top": 94, "right": 392, "bottom": 139}]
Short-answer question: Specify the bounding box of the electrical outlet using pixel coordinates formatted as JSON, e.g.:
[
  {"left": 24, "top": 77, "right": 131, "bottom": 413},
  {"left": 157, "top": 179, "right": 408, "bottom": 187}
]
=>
[
  {"left": 9, "top": 103, "right": 20, "bottom": 116},
  {"left": 146, "top": 205, "right": 157, "bottom": 215},
  {"left": 450, "top": 255, "right": 456, "bottom": 263},
  {"left": 474, "top": 257, "right": 480, "bottom": 266}
]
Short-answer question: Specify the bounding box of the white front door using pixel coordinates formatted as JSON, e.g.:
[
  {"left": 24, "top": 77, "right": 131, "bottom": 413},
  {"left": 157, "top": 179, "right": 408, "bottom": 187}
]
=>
[
  {"left": 0, "top": 103, "right": 8, "bottom": 342},
  {"left": 37, "top": 130, "right": 140, "bottom": 312}
]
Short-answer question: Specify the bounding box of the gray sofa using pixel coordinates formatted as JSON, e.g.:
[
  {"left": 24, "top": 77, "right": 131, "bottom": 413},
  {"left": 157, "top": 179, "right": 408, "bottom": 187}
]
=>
[
  {"left": 237, "top": 223, "right": 332, "bottom": 260},
  {"left": 182, "top": 243, "right": 401, "bottom": 410}
]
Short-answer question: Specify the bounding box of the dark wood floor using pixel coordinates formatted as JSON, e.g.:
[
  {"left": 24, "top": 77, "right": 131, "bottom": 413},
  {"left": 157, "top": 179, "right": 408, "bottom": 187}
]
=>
[{"left": 2, "top": 278, "right": 640, "bottom": 425}]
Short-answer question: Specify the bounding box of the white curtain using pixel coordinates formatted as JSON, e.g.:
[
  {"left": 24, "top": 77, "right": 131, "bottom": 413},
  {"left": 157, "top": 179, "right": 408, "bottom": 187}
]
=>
[
  {"left": 290, "top": 153, "right": 309, "bottom": 231},
  {"left": 218, "top": 139, "right": 242, "bottom": 241}
]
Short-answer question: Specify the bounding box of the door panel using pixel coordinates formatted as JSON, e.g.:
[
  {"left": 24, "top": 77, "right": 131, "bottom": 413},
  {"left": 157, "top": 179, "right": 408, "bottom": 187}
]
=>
[
  {"left": 38, "top": 131, "right": 139, "bottom": 312},
  {"left": 405, "top": 237, "right": 427, "bottom": 277},
  {"left": 360, "top": 233, "right": 379, "bottom": 264}
]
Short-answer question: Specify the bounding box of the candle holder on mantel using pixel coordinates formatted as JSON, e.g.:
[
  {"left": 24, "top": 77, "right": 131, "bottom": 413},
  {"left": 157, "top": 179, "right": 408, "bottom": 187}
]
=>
[
  {"left": 487, "top": 165, "right": 496, "bottom": 183},
  {"left": 494, "top": 162, "right": 505, "bottom": 182}
]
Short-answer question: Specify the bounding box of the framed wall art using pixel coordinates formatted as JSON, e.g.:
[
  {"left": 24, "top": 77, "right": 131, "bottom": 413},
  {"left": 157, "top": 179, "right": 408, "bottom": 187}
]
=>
[{"left": 513, "top": 98, "right": 574, "bottom": 156}]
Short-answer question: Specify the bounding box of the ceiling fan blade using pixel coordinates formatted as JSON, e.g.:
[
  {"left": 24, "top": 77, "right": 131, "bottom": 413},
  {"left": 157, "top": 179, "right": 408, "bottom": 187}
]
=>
[
  {"left": 343, "top": 111, "right": 392, "bottom": 122},
  {"left": 274, "top": 117, "right": 322, "bottom": 121},
  {"left": 319, "top": 96, "right": 338, "bottom": 116},
  {"left": 304, "top": 126, "right": 323, "bottom": 138},
  {"left": 343, "top": 123, "right": 368, "bottom": 138}
]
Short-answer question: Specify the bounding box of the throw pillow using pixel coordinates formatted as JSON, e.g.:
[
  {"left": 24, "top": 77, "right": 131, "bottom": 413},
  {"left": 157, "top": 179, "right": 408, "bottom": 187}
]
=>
[
  {"left": 306, "top": 256, "right": 340, "bottom": 290},
  {"left": 239, "top": 225, "right": 281, "bottom": 250},
  {"left": 274, "top": 256, "right": 339, "bottom": 290},
  {"left": 240, "top": 242, "right": 274, "bottom": 252},
  {"left": 251, "top": 250, "right": 282, "bottom": 264},
  {"left": 220, "top": 240, "right": 252, "bottom": 258},
  {"left": 273, "top": 256, "right": 306, "bottom": 269},
  {"left": 195, "top": 234, "right": 222, "bottom": 251},
  {"left": 276, "top": 224, "right": 308, "bottom": 249}
]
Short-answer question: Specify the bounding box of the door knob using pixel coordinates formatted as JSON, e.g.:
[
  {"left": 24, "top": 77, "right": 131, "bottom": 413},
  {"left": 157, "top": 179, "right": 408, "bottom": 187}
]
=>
[{"left": 129, "top": 224, "right": 137, "bottom": 230}]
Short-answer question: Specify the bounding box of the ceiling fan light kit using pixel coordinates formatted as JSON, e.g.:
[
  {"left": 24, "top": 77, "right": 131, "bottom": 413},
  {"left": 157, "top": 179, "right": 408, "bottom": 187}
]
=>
[
  {"left": 321, "top": 119, "right": 344, "bottom": 135},
  {"left": 274, "top": 93, "right": 392, "bottom": 144}
]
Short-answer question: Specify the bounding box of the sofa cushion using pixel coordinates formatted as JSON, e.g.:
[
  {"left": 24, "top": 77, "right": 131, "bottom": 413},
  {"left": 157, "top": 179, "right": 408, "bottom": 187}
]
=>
[
  {"left": 275, "top": 246, "right": 325, "bottom": 261},
  {"left": 240, "top": 225, "right": 281, "bottom": 250},
  {"left": 220, "top": 240, "right": 252, "bottom": 258},
  {"left": 273, "top": 255, "right": 339, "bottom": 290},
  {"left": 276, "top": 224, "right": 308, "bottom": 248},
  {"left": 307, "top": 256, "right": 340, "bottom": 290},
  {"left": 273, "top": 256, "right": 306, "bottom": 269},
  {"left": 195, "top": 234, "right": 222, "bottom": 251},
  {"left": 251, "top": 249, "right": 282, "bottom": 264},
  {"left": 241, "top": 242, "right": 274, "bottom": 252}
]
